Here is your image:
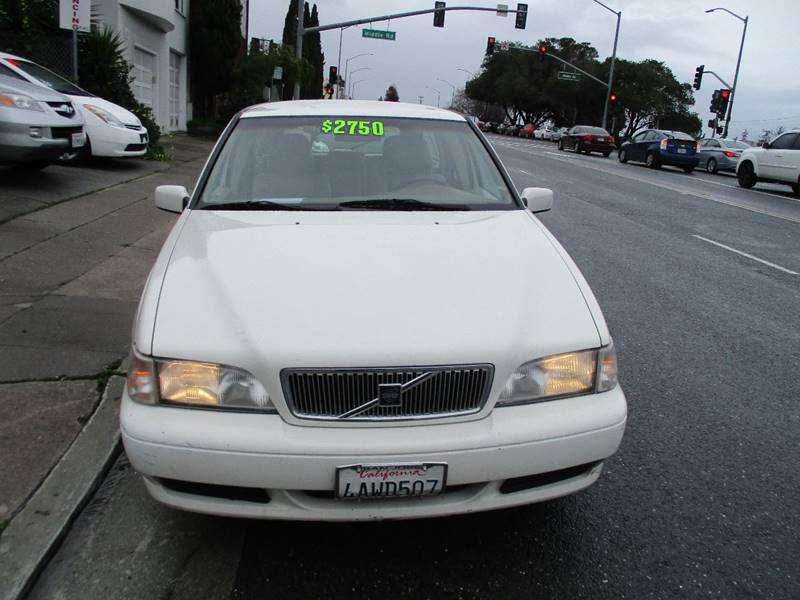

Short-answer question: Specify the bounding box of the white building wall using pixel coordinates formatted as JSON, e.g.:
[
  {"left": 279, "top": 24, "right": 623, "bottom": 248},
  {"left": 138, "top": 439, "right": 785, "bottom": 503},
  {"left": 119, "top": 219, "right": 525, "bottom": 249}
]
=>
[{"left": 94, "top": 0, "right": 189, "bottom": 132}]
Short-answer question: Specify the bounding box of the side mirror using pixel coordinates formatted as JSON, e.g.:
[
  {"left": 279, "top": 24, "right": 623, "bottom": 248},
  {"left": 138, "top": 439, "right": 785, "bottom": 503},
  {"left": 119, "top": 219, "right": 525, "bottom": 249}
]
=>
[
  {"left": 520, "top": 187, "right": 553, "bottom": 213},
  {"left": 154, "top": 185, "right": 189, "bottom": 213}
]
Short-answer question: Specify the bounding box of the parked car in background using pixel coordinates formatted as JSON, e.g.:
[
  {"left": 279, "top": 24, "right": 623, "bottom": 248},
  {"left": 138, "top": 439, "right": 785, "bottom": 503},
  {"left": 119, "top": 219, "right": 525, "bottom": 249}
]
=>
[
  {"left": 697, "top": 138, "right": 749, "bottom": 174},
  {"left": 559, "top": 126, "right": 615, "bottom": 157},
  {"left": 519, "top": 123, "right": 535, "bottom": 139},
  {"left": 511, "top": 124, "right": 523, "bottom": 137},
  {"left": 0, "top": 74, "right": 85, "bottom": 170},
  {"left": 0, "top": 52, "right": 148, "bottom": 164},
  {"left": 618, "top": 129, "right": 699, "bottom": 172},
  {"left": 498, "top": 123, "right": 514, "bottom": 136},
  {"left": 736, "top": 129, "right": 800, "bottom": 195},
  {"left": 535, "top": 127, "right": 555, "bottom": 141},
  {"left": 551, "top": 127, "right": 569, "bottom": 142}
]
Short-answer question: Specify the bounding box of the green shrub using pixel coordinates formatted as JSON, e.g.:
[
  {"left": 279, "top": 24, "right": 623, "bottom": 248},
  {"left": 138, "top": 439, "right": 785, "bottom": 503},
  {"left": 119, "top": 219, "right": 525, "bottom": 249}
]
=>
[{"left": 129, "top": 104, "right": 160, "bottom": 147}]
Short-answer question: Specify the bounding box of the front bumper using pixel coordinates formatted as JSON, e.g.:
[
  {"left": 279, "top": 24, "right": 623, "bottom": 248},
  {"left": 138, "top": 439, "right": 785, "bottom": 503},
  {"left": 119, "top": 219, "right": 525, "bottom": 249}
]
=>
[
  {"left": 87, "top": 122, "right": 148, "bottom": 158},
  {"left": 0, "top": 120, "right": 71, "bottom": 163},
  {"left": 121, "top": 386, "right": 627, "bottom": 520}
]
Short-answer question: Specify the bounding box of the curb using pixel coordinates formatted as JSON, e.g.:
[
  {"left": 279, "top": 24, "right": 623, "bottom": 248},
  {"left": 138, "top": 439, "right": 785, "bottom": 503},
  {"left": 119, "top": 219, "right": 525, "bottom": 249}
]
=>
[{"left": 0, "top": 376, "right": 124, "bottom": 600}]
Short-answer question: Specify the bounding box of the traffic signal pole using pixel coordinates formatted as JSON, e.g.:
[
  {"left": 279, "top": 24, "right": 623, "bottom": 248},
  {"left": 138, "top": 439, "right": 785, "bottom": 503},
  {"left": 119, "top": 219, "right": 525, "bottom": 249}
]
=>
[
  {"left": 724, "top": 14, "right": 748, "bottom": 138},
  {"left": 292, "top": 5, "right": 527, "bottom": 99}
]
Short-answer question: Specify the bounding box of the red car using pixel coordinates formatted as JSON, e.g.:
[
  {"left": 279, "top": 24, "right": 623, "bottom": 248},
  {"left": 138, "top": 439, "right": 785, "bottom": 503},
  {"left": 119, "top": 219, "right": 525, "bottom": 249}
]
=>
[{"left": 519, "top": 123, "right": 536, "bottom": 139}]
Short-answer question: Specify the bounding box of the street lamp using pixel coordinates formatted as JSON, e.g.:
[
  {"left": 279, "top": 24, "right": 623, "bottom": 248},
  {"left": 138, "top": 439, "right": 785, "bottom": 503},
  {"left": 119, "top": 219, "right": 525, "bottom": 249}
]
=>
[
  {"left": 344, "top": 53, "right": 373, "bottom": 98},
  {"left": 591, "top": 0, "right": 622, "bottom": 132},
  {"left": 437, "top": 78, "right": 455, "bottom": 107},
  {"left": 706, "top": 7, "right": 749, "bottom": 138},
  {"left": 425, "top": 85, "right": 441, "bottom": 108},
  {"left": 347, "top": 67, "right": 370, "bottom": 97},
  {"left": 456, "top": 67, "right": 476, "bottom": 78},
  {"left": 351, "top": 79, "right": 367, "bottom": 99}
]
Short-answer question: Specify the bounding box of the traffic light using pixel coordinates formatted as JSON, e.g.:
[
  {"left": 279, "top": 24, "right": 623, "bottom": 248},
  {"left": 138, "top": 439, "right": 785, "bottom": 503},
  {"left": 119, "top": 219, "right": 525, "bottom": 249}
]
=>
[
  {"left": 433, "top": 1, "right": 445, "bottom": 27},
  {"left": 515, "top": 3, "right": 528, "bottom": 29},
  {"left": 538, "top": 45, "right": 548, "bottom": 62},
  {"left": 709, "top": 89, "right": 720, "bottom": 113},
  {"left": 693, "top": 65, "right": 704, "bottom": 90},
  {"left": 609, "top": 92, "right": 618, "bottom": 103},
  {"left": 329, "top": 66, "right": 338, "bottom": 85},
  {"left": 717, "top": 88, "right": 731, "bottom": 118},
  {"left": 486, "top": 36, "right": 496, "bottom": 56}
]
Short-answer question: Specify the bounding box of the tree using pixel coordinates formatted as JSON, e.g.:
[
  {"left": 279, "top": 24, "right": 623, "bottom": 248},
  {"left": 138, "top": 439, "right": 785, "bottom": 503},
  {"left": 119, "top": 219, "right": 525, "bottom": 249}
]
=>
[
  {"left": 385, "top": 85, "right": 399, "bottom": 102},
  {"left": 78, "top": 27, "right": 137, "bottom": 109},
  {"left": 190, "top": 0, "right": 244, "bottom": 116},
  {"left": 301, "top": 4, "right": 323, "bottom": 99}
]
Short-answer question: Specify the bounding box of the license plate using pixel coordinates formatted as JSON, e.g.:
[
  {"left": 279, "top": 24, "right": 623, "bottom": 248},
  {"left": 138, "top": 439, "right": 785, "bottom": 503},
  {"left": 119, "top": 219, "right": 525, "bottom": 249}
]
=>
[
  {"left": 597, "top": 137, "right": 605, "bottom": 142},
  {"left": 71, "top": 132, "right": 85, "bottom": 148},
  {"left": 336, "top": 463, "right": 447, "bottom": 500},
  {"left": 677, "top": 147, "right": 687, "bottom": 154}
]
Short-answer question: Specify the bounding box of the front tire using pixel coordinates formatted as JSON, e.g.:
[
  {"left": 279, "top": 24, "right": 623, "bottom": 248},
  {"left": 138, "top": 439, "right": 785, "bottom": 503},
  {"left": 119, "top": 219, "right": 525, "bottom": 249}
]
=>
[
  {"left": 706, "top": 157, "right": 718, "bottom": 174},
  {"left": 737, "top": 161, "right": 757, "bottom": 188},
  {"left": 618, "top": 149, "right": 628, "bottom": 163}
]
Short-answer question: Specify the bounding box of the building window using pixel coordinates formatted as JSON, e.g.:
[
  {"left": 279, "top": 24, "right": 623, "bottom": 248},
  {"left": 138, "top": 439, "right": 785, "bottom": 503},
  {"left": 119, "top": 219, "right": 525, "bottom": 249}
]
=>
[
  {"left": 169, "top": 52, "right": 182, "bottom": 129},
  {"left": 175, "top": 0, "right": 184, "bottom": 14}
]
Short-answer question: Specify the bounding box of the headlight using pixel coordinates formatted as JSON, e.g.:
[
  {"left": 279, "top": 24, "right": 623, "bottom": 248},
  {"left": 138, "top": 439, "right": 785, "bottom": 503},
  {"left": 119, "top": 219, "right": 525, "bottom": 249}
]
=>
[
  {"left": 496, "top": 343, "right": 618, "bottom": 406},
  {"left": 126, "top": 349, "right": 275, "bottom": 411},
  {"left": 85, "top": 104, "right": 125, "bottom": 128},
  {"left": 0, "top": 93, "right": 43, "bottom": 111}
]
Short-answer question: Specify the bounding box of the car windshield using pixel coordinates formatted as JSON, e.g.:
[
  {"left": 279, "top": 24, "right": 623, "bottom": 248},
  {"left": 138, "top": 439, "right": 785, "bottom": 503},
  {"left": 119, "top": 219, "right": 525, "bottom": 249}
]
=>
[
  {"left": 197, "top": 116, "right": 518, "bottom": 211},
  {"left": 9, "top": 59, "right": 90, "bottom": 96}
]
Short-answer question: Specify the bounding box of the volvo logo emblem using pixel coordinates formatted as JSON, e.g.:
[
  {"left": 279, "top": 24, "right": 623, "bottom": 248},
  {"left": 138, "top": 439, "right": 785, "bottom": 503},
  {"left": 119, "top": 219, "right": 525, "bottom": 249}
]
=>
[{"left": 338, "top": 372, "right": 437, "bottom": 419}]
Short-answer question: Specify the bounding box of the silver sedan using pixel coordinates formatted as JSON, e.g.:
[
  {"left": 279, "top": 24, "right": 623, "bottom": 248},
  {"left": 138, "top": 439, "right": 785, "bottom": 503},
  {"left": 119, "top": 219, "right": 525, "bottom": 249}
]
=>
[{"left": 697, "top": 138, "right": 750, "bottom": 174}]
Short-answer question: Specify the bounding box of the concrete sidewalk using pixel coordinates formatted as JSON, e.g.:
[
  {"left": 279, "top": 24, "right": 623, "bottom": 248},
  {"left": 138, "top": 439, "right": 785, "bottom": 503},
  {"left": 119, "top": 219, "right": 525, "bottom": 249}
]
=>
[{"left": 0, "top": 134, "right": 213, "bottom": 598}]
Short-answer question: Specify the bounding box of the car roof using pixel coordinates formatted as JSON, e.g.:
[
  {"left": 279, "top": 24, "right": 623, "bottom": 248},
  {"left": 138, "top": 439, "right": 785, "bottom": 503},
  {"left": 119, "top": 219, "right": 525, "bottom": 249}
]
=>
[
  {"left": 0, "top": 73, "right": 69, "bottom": 101},
  {"left": 241, "top": 100, "right": 466, "bottom": 122}
]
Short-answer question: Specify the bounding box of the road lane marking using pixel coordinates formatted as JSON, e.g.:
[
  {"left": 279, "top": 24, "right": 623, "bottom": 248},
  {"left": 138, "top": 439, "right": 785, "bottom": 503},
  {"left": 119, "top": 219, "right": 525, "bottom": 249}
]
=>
[
  {"left": 515, "top": 168, "right": 532, "bottom": 175},
  {"left": 692, "top": 235, "right": 799, "bottom": 275}
]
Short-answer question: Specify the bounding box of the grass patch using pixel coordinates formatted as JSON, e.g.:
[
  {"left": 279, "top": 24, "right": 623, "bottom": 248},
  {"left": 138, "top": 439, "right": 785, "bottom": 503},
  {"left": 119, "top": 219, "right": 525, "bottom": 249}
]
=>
[{"left": 145, "top": 144, "right": 173, "bottom": 162}]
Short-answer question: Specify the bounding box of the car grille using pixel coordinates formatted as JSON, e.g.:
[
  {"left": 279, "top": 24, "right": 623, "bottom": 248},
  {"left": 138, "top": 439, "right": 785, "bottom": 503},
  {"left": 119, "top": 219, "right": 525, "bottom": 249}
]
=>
[
  {"left": 125, "top": 124, "right": 143, "bottom": 131},
  {"left": 282, "top": 365, "right": 494, "bottom": 421},
  {"left": 50, "top": 126, "right": 82, "bottom": 139},
  {"left": 46, "top": 101, "right": 76, "bottom": 118}
]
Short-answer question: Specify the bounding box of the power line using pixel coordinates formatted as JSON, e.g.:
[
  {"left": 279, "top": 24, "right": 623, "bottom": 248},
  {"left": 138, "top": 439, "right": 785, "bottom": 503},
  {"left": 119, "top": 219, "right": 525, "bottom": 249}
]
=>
[{"left": 729, "top": 114, "right": 800, "bottom": 124}]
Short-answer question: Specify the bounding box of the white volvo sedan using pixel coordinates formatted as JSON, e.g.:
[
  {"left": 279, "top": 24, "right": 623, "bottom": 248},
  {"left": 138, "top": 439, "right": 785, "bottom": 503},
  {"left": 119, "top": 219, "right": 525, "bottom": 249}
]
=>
[{"left": 122, "top": 100, "right": 627, "bottom": 520}]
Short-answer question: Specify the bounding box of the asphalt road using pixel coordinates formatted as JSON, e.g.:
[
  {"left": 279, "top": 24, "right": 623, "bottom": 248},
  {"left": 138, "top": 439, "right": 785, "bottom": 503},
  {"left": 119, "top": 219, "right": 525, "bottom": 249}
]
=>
[{"left": 27, "top": 136, "right": 800, "bottom": 600}]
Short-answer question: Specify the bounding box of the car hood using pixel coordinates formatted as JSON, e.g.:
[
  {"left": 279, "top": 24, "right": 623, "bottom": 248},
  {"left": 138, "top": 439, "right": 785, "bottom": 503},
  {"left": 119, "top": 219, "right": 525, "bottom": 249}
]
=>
[
  {"left": 0, "top": 74, "right": 70, "bottom": 102},
  {"left": 69, "top": 94, "right": 141, "bottom": 126},
  {"left": 150, "top": 209, "right": 602, "bottom": 396}
]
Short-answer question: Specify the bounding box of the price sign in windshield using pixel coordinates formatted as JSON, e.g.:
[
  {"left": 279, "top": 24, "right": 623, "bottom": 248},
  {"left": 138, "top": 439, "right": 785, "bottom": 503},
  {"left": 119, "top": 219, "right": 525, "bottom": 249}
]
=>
[{"left": 321, "top": 119, "right": 385, "bottom": 136}]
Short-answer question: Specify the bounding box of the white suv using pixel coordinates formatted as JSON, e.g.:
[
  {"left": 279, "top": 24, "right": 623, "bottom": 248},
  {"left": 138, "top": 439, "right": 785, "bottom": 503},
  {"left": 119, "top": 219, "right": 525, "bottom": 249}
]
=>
[{"left": 736, "top": 129, "right": 800, "bottom": 195}]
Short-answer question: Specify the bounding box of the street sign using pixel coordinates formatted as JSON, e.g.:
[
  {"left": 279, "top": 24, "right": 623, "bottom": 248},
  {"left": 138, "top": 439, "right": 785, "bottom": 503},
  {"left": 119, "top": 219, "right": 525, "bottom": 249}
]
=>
[
  {"left": 59, "top": 0, "right": 90, "bottom": 32},
  {"left": 496, "top": 4, "right": 509, "bottom": 16},
  {"left": 500, "top": 42, "right": 510, "bottom": 51},
  {"left": 362, "top": 29, "right": 396, "bottom": 41},
  {"left": 273, "top": 66, "right": 283, "bottom": 81},
  {"left": 557, "top": 71, "right": 581, "bottom": 82}
]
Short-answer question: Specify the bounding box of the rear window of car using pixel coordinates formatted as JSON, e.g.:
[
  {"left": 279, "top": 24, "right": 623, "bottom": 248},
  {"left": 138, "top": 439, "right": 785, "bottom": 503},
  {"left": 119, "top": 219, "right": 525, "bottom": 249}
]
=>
[
  {"left": 722, "top": 140, "right": 749, "bottom": 149},
  {"left": 197, "top": 116, "right": 518, "bottom": 211},
  {"left": 584, "top": 127, "right": 609, "bottom": 135},
  {"left": 664, "top": 131, "right": 695, "bottom": 141}
]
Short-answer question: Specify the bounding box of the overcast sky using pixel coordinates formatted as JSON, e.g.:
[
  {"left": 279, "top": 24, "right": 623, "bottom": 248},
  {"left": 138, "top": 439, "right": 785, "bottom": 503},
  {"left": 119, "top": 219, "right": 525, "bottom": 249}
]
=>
[{"left": 249, "top": 0, "right": 799, "bottom": 137}]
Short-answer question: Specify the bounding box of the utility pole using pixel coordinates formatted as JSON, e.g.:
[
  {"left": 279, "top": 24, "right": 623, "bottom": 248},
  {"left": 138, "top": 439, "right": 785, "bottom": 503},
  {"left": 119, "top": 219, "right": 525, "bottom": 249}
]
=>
[
  {"left": 293, "top": 0, "right": 303, "bottom": 100},
  {"left": 591, "top": 0, "right": 622, "bottom": 132}
]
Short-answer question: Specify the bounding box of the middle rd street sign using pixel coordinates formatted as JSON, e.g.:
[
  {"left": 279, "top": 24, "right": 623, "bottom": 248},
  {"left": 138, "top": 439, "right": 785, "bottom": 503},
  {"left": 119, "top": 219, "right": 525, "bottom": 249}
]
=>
[
  {"left": 362, "top": 29, "right": 396, "bottom": 41},
  {"left": 558, "top": 71, "right": 581, "bottom": 82}
]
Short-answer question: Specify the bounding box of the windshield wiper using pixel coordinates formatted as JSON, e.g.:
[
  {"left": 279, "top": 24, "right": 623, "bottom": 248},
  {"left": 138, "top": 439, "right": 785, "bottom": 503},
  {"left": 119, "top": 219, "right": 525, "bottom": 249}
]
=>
[
  {"left": 201, "top": 200, "right": 312, "bottom": 211},
  {"left": 337, "top": 198, "right": 470, "bottom": 211}
]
